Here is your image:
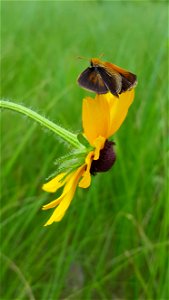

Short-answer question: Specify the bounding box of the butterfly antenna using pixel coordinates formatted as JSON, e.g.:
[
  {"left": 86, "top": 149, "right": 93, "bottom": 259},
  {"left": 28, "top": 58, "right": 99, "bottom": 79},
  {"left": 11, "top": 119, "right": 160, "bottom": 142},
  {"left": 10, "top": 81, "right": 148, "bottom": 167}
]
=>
[
  {"left": 76, "top": 56, "right": 90, "bottom": 61},
  {"left": 98, "top": 53, "right": 104, "bottom": 59}
]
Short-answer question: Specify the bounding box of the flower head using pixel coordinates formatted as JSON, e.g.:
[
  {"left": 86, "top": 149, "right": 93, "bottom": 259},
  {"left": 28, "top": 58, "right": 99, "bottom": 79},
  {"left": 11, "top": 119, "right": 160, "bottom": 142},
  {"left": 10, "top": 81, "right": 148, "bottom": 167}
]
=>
[{"left": 42, "top": 90, "right": 134, "bottom": 226}]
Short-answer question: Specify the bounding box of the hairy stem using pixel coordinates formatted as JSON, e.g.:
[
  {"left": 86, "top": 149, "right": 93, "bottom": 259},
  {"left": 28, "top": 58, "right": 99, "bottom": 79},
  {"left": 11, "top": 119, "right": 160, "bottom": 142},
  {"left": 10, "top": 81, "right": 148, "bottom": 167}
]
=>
[{"left": 0, "top": 100, "right": 84, "bottom": 149}]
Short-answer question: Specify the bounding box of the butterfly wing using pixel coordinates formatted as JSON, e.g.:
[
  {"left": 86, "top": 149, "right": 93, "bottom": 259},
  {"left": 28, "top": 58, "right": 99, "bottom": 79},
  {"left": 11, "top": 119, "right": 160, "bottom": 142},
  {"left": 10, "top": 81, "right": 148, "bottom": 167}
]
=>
[
  {"left": 120, "top": 74, "right": 136, "bottom": 93},
  {"left": 77, "top": 67, "right": 108, "bottom": 94},
  {"left": 97, "top": 67, "right": 122, "bottom": 97},
  {"left": 104, "top": 62, "right": 137, "bottom": 92}
]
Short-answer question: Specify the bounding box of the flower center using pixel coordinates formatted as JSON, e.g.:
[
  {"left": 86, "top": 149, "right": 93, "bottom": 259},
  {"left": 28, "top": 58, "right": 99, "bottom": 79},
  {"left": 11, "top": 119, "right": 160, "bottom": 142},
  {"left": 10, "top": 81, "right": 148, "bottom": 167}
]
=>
[{"left": 90, "top": 140, "right": 116, "bottom": 175}]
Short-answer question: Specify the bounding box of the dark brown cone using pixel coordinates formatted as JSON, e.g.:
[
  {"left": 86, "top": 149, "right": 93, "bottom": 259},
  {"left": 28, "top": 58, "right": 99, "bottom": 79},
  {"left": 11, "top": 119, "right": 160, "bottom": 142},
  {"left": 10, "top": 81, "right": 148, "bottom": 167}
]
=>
[{"left": 90, "top": 140, "right": 116, "bottom": 175}]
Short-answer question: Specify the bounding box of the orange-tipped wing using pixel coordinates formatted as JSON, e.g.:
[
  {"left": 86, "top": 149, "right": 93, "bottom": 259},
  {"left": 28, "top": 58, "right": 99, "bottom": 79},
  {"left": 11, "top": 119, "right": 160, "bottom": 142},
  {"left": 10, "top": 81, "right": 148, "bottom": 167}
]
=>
[{"left": 104, "top": 62, "right": 137, "bottom": 91}]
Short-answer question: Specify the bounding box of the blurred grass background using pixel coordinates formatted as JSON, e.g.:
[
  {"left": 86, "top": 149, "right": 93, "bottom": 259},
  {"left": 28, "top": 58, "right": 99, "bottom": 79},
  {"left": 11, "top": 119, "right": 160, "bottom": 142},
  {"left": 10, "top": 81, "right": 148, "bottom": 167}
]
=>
[{"left": 1, "top": 1, "right": 168, "bottom": 299}]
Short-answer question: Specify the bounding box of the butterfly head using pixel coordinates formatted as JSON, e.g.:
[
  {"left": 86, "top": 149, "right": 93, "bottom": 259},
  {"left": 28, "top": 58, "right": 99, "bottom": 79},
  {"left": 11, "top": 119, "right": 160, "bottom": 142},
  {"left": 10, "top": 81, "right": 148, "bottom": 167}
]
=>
[{"left": 90, "top": 58, "right": 102, "bottom": 68}]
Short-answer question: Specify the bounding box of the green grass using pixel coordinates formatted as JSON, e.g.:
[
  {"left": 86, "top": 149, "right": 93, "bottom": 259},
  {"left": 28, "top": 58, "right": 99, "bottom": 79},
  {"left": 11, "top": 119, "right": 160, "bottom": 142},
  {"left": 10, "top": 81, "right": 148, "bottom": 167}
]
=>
[{"left": 1, "top": 1, "right": 168, "bottom": 299}]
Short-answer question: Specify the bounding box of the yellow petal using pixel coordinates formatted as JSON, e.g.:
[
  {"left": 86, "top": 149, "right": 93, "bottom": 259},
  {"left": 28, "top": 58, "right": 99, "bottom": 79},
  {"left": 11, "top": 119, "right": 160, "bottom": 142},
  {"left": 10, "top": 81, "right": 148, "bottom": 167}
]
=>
[
  {"left": 82, "top": 95, "right": 110, "bottom": 145},
  {"left": 107, "top": 89, "right": 135, "bottom": 136},
  {"left": 78, "top": 152, "right": 94, "bottom": 188},
  {"left": 42, "top": 194, "right": 64, "bottom": 210},
  {"left": 82, "top": 90, "right": 135, "bottom": 144},
  {"left": 44, "top": 166, "right": 84, "bottom": 226},
  {"left": 44, "top": 188, "right": 75, "bottom": 225},
  {"left": 42, "top": 172, "right": 66, "bottom": 193},
  {"left": 78, "top": 137, "right": 106, "bottom": 188},
  {"left": 42, "top": 172, "right": 74, "bottom": 210},
  {"left": 93, "top": 136, "right": 106, "bottom": 160}
]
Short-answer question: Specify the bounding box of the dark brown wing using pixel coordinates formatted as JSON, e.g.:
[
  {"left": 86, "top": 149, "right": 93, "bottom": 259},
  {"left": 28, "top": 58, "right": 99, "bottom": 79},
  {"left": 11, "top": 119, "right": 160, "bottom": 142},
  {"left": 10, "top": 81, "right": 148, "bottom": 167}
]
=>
[
  {"left": 77, "top": 67, "right": 108, "bottom": 94},
  {"left": 97, "top": 67, "right": 122, "bottom": 97},
  {"left": 119, "top": 73, "right": 137, "bottom": 93}
]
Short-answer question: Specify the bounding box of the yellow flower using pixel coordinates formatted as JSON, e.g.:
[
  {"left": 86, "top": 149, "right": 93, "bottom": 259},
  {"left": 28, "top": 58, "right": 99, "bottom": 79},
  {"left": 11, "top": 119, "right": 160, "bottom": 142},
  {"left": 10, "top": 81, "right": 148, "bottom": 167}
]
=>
[{"left": 42, "top": 89, "right": 135, "bottom": 226}]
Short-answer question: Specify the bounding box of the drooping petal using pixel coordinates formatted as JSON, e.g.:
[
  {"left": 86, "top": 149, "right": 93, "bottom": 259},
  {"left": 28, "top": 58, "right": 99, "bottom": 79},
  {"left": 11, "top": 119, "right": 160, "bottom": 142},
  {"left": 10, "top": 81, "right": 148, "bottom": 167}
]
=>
[
  {"left": 42, "top": 172, "right": 67, "bottom": 193},
  {"left": 78, "top": 151, "right": 94, "bottom": 188},
  {"left": 106, "top": 89, "right": 135, "bottom": 136},
  {"left": 93, "top": 136, "right": 106, "bottom": 160},
  {"left": 42, "top": 172, "right": 79, "bottom": 210},
  {"left": 42, "top": 195, "right": 63, "bottom": 210},
  {"left": 82, "top": 95, "right": 110, "bottom": 145},
  {"left": 78, "top": 136, "right": 106, "bottom": 188},
  {"left": 43, "top": 166, "right": 84, "bottom": 226}
]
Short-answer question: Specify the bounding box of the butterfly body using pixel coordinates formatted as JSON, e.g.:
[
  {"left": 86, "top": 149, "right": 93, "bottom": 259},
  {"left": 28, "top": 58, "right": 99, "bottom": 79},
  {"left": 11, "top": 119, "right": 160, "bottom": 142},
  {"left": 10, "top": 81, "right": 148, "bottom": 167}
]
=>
[{"left": 77, "top": 58, "right": 137, "bottom": 97}]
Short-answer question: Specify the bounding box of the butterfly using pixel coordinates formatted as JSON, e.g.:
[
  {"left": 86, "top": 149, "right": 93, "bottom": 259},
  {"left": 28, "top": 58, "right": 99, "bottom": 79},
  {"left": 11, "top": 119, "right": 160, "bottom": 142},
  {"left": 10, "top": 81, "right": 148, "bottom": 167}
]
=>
[{"left": 77, "top": 57, "right": 137, "bottom": 97}]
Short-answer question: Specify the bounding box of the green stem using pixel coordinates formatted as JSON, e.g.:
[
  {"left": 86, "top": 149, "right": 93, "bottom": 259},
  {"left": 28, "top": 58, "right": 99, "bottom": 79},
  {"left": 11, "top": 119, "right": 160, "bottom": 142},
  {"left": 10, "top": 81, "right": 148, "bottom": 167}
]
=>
[{"left": 0, "top": 100, "right": 84, "bottom": 149}]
